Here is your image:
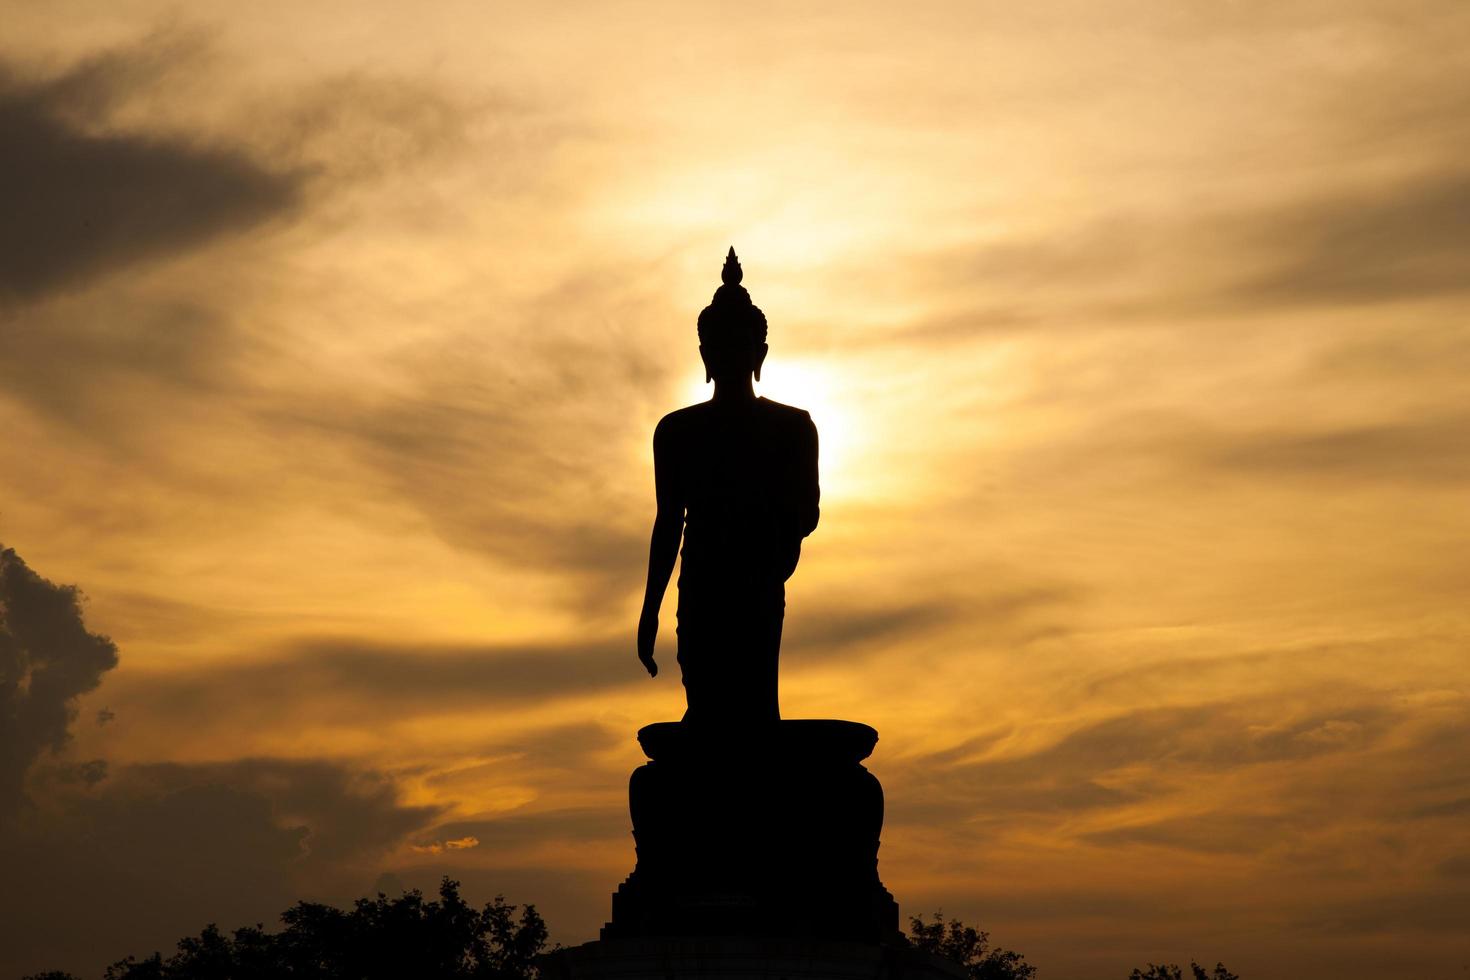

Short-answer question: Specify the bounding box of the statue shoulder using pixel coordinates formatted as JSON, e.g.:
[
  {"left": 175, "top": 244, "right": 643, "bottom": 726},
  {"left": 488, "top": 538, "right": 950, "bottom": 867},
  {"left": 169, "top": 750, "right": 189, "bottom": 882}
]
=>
[
  {"left": 653, "top": 403, "right": 709, "bottom": 444},
  {"left": 757, "top": 397, "right": 816, "bottom": 431}
]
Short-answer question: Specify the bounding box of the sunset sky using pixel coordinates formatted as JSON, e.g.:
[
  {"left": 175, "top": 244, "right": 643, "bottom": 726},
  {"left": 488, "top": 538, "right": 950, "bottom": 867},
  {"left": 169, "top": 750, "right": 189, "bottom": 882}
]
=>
[{"left": 3, "top": 2, "right": 1469, "bottom": 977}]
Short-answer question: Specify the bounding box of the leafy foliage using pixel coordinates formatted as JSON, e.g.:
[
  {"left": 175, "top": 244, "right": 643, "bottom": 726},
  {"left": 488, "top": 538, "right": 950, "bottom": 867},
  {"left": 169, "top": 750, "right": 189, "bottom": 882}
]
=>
[
  {"left": 907, "top": 912, "right": 1037, "bottom": 980},
  {"left": 1128, "top": 962, "right": 1240, "bottom": 980},
  {"left": 24, "top": 878, "right": 547, "bottom": 980}
]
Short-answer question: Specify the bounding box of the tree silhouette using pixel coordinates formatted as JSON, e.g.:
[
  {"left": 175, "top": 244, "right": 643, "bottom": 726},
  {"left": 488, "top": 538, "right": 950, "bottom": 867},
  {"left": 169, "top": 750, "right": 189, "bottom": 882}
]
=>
[
  {"left": 1128, "top": 962, "right": 1240, "bottom": 980},
  {"left": 22, "top": 878, "right": 547, "bottom": 980},
  {"left": 907, "top": 912, "right": 1036, "bottom": 980}
]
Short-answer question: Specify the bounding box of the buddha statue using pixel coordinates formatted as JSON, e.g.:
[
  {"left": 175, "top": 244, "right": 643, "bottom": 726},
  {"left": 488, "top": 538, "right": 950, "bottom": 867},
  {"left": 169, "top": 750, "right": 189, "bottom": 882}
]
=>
[{"left": 636, "top": 248, "right": 820, "bottom": 724}]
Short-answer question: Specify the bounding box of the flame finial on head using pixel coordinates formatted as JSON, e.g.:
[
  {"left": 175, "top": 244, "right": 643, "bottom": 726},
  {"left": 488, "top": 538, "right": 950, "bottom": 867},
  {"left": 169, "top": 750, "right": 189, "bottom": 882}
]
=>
[{"left": 722, "top": 247, "right": 743, "bottom": 286}]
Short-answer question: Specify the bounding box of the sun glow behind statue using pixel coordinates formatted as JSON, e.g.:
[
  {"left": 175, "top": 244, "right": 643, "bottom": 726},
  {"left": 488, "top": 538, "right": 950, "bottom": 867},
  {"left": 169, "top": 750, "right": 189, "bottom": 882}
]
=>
[{"left": 679, "top": 357, "right": 862, "bottom": 499}]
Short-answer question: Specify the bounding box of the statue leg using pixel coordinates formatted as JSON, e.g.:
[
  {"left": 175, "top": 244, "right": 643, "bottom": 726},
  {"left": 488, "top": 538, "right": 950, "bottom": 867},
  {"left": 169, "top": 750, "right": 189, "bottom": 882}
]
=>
[
  {"left": 676, "top": 586, "right": 782, "bottom": 724},
  {"left": 756, "top": 587, "right": 783, "bottom": 721}
]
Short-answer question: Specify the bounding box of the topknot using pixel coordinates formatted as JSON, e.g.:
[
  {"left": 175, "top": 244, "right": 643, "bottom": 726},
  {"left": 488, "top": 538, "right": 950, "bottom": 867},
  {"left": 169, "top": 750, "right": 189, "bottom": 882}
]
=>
[{"left": 698, "top": 247, "right": 767, "bottom": 346}]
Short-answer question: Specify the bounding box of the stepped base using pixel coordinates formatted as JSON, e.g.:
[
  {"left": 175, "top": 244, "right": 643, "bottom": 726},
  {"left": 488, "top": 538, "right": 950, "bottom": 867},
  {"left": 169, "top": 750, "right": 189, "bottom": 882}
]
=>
[
  {"left": 541, "top": 937, "right": 966, "bottom": 980},
  {"left": 603, "top": 720, "right": 899, "bottom": 945}
]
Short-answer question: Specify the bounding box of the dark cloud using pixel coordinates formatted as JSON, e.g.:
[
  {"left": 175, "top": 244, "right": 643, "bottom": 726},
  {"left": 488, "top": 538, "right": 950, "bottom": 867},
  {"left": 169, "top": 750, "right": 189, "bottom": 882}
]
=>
[
  {"left": 0, "top": 29, "right": 486, "bottom": 442},
  {"left": 1228, "top": 171, "right": 1470, "bottom": 307},
  {"left": 0, "top": 779, "right": 303, "bottom": 978},
  {"left": 886, "top": 166, "right": 1470, "bottom": 346},
  {"left": 888, "top": 701, "right": 1397, "bottom": 829},
  {"left": 21, "top": 26, "right": 213, "bottom": 125},
  {"left": 1436, "top": 854, "right": 1470, "bottom": 878},
  {"left": 780, "top": 598, "right": 960, "bottom": 660},
  {"left": 880, "top": 697, "right": 1470, "bottom": 980},
  {"left": 109, "top": 637, "right": 639, "bottom": 729},
  {"left": 788, "top": 585, "right": 1071, "bottom": 667},
  {"left": 0, "top": 550, "right": 554, "bottom": 978},
  {"left": 263, "top": 265, "right": 683, "bottom": 613},
  {"left": 888, "top": 679, "right": 1470, "bottom": 961},
  {"left": 1163, "top": 170, "right": 1470, "bottom": 317},
  {"left": 1298, "top": 886, "right": 1470, "bottom": 936},
  {"left": 0, "top": 43, "right": 303, "bottom": 304},
  {"left": 859, "top": 220, "right": 1154, "bottom": 345},
  {"left": 934, "top": 217, "right": 1153, "bottom": 299},
  {"left": 97, "top": 587, "right": 970, "bottom": 740},
  {"left": 1410, "top": 796, "right": 1470, "bottom": 819},
  {"left": 1307, "top": 318, "right": 1470, "bottom": 385},
  {"left": 1036, "top": 405, "right": 1470, "bottom": 497},
  {"left": 0, "top": 545, "right": 119, "bottom": 815},
  {"left": 0, "top": 756, "right": 442, "bottom": 979},
  {"left": 0, "top": 297, "right": 241, "bottom": 430},
  {"left": 1205, "top": 413, "right": 1470, "bottom": 484},
  {"left": 93, "top": 634, "right": 654, "bottom": 753},
  {"left": 0, "top": 547, "right": 451, "bottom": 976},
  {"left": 123, "top": 758, "right": 443, "bottom": 864},
  {"left": 102, "top": 595, "right": 969, "bottom": 735}
]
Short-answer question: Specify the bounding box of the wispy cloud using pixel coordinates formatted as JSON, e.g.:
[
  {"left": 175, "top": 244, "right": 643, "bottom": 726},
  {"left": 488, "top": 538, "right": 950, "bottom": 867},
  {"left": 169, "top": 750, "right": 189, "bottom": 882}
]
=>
[{"left": 0, "top": 34, "right": 302, "bottom": 304}]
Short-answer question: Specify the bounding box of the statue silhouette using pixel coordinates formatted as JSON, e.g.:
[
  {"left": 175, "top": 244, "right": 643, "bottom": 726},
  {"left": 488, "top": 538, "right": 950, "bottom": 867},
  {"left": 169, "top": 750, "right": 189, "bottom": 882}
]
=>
[
  {"left": 560, "top": 250, "right": 907, "bottom": 957},
  {"left": 636, "top": 248, "right": 820, "bottom": 724}
]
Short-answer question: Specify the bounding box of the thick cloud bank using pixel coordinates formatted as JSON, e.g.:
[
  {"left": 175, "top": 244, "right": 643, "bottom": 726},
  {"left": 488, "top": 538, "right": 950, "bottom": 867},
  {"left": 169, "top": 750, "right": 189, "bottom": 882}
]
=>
[
  {"left": 0, "top": 545, "right": 119, "bottom": 815},
  {"left": 0, "top": 37, "right": 302, "bottom": 304}
]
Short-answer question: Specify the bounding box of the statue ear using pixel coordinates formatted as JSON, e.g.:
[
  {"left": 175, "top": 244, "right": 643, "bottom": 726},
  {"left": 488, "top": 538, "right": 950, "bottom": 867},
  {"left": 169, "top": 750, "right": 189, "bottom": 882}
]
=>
[{"left": 753, "top": 343, "right": 769, "bottom": 383}]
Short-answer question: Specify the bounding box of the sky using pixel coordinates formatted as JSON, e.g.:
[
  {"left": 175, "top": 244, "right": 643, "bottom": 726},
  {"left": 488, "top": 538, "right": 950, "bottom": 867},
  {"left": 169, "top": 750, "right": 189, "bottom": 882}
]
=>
[{"left": 1, "top": 1, "right": 1468, "bottom": 977}]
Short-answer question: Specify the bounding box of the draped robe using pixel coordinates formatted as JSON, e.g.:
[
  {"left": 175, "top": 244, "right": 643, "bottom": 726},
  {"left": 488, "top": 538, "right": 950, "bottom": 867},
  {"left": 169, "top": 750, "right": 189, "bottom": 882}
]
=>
[{"left": 653, "top": 397, "right": 820, "bottom": 723}]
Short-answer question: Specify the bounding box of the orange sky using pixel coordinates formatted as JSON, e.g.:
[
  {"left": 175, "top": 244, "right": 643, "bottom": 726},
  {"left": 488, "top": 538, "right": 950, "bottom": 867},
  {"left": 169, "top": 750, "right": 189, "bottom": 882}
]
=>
[{"left": 2, "top": 3, "right": 1469, "bottom": 978}]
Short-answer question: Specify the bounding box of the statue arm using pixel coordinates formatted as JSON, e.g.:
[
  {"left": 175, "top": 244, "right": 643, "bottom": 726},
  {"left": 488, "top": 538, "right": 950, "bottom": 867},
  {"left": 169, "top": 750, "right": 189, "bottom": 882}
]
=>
[
  {"left": 797, "top": 412, "right": 820, "bottom": 538},
  {"left": 637, "top": 419, "right": 683, "bottom": 677}
]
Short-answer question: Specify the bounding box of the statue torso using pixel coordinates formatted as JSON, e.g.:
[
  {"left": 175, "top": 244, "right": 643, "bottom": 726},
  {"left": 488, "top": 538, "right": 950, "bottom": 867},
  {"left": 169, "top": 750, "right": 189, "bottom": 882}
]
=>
[{"left": 656, "top": 397, "right": 818, "bottom": 594}]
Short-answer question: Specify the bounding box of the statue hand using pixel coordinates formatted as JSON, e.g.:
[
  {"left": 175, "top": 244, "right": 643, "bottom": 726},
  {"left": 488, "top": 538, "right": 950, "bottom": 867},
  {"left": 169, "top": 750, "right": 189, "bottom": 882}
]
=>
[{"left": 637, "top": 608, "right": 659, "bottom": 677}]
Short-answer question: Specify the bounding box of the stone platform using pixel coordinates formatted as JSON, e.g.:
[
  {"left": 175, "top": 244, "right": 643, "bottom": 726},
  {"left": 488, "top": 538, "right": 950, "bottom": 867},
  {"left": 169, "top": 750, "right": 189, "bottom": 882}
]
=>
[
  {"left": 603, "top": 720, "right": 900, "bottom": 944},
  {"left": 540, "top": 720, "right": 922, "bottom": 980},
  {"left": 540, "top": 936, "right": 965, "bottom": 980}
]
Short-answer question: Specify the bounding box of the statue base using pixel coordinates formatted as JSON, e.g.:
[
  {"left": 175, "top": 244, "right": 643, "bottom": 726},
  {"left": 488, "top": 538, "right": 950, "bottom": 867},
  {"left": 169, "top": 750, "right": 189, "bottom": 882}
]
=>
[
  {"left": 540, "top": 936, "right": 966, "bottom": 980},
  {"left": 600, "top": 720, "right": 901, "bottom": 945}
]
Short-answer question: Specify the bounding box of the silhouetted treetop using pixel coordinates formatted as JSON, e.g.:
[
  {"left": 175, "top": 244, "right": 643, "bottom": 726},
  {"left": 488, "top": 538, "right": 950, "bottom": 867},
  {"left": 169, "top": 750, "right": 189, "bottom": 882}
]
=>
[
  {"left": 23, "top": 878, "right": 547, "bottom": 980},
  {"left": 1128, "top": 961, "right": 1240, "bottom": 980},
  {"left": 907, "top": 912, "right": 1036, "bottom": 980}
]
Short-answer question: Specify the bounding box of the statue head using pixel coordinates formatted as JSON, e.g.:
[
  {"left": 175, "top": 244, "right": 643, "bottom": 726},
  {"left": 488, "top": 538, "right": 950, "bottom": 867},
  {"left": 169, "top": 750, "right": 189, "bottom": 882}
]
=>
[{"left": 697, "top": 248, "right": 769, "bottom": 385}]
